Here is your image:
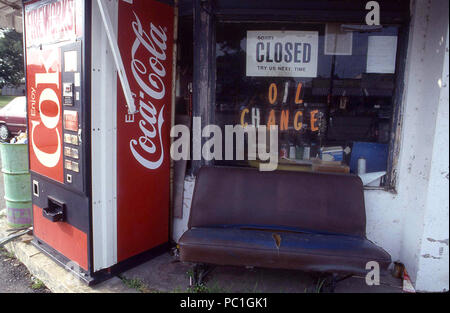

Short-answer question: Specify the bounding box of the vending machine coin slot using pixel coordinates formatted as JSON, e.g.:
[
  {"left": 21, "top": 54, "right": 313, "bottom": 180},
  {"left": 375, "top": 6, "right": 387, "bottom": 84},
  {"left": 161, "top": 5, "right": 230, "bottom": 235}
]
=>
[{"left": 33, "top": 180, "right": 39, "bottom": 197}]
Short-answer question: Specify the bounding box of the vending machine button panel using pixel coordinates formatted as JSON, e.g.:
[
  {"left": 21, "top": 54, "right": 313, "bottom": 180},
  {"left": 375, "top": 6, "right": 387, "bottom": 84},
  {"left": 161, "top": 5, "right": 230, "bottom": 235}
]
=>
[
  {"left": 63, "top": 83, "right": 73, "bottom": 95},
  {"left": 64, "top": 147, "right": 79, "bottom": 159},
  {"left": 64, "top": 110, "right": 79, "bottom": 132},
  {"left": 61, "top": 43, "right": 83, "bottom": 192},
  {"left": 64, "top": 134, "right": 79, "bottom": 145},
  {"left": 71, "top": 162, "right": 79, "bottom": 173},
  {"left": 71, "top": 148, "right": 79, "bottom": 159},
  {"left": 65, "top": 160, "right": 72, "bottom": 171},
  {"left": 63, "top": 83, "right": 74, "bottom": 106},
  {"left": 64, "top": 96, "right": 74, "bottom": 106}
]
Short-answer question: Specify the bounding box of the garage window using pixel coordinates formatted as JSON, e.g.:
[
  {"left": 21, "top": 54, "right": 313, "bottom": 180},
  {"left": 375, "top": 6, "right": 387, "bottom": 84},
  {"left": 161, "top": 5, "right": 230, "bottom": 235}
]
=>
[{"left": 213, "top": 20, "right": 405, "bottom": 188}]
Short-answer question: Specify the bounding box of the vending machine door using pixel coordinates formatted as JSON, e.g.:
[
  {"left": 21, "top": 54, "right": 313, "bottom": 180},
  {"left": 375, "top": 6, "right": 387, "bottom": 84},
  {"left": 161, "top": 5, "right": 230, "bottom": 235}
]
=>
[
  {"left": 24, "top": 0, "right": 93, "bottom": 280},
  {"left": 90, "top": 0, "right": 174, "bottom": 273}
]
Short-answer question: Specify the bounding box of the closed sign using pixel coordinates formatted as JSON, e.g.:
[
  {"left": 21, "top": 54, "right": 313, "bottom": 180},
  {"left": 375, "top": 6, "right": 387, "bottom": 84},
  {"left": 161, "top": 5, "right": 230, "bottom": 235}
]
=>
[{"left": 246, "top": 31, "right": 319, "bottom": 77}]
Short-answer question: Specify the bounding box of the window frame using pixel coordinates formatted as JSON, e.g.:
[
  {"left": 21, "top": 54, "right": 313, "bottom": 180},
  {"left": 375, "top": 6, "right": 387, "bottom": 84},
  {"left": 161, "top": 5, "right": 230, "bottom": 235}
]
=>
[{"left": 192, "top": 0, "right": 410, "bottom": 191}]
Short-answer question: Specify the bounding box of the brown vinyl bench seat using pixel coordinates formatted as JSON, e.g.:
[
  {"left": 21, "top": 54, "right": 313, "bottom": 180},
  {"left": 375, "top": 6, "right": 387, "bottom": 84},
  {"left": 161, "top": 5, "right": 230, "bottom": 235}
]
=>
[{"left": 179, "top": 166, "right": 391, "bottom": 276}]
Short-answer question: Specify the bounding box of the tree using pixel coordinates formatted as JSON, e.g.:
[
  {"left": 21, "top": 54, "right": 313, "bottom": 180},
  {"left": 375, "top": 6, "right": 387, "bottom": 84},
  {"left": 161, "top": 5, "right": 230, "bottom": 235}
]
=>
[{"left": 0, "top": 29, "right": 24, "bottom": 88}]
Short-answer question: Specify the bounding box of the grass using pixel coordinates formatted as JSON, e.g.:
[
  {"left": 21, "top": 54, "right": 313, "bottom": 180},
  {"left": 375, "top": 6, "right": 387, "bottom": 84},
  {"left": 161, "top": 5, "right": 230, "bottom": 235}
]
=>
[
  {"left": 119, "top": 270, "right": 232, "bottom": 294},
  {"left": 31, "top": 279, "right": 46, "bottom": 290},
  {"left": 119, "top": 276, "right": 152, "bottom": 293},
  {"left": 302, "top": 277, "right": 328, "bottom": 293},
  {"left": 0, "top": 247, "right": 16, "bottom": 259},
  {"left": 0, "top": 96, "right": 16, "bottom": 108},
  {"left": 187, "top": 282, "right": 231, "bottom": 293},
  {"left": 185, "top": 270, "right": 231, "bottom": 293}
]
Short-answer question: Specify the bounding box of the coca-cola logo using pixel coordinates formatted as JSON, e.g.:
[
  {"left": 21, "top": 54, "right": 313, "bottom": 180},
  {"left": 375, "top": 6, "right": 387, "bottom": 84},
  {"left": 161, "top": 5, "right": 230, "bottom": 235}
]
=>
[{"left": 128, "top": 12, "right": 168, "bottom": 170}]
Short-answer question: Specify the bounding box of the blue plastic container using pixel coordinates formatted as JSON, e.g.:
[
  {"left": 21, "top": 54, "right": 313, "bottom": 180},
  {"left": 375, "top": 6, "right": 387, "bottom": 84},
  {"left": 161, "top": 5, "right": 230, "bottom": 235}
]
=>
[{"left": 349, "top": 142, "right": 388, "bottom": 174}]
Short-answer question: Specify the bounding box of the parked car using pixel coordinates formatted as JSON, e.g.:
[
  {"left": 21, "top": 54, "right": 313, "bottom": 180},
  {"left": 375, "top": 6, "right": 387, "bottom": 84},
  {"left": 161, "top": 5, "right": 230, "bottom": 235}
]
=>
[{"left": 0, "top": 96, "right": 27, "bottom": 142}]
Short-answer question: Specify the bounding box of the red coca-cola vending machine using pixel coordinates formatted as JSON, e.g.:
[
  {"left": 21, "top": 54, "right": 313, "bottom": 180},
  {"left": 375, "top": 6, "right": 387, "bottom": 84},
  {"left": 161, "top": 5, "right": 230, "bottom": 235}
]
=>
[{"left": 23, "top": 0, "right": 174, "bottom": 284}]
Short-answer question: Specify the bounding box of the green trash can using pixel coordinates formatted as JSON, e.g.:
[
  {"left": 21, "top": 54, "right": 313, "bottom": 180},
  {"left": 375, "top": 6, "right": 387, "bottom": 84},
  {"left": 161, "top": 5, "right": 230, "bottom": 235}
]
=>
[{"left": 0, "top": 143, "right": 32, "bottom": 228}]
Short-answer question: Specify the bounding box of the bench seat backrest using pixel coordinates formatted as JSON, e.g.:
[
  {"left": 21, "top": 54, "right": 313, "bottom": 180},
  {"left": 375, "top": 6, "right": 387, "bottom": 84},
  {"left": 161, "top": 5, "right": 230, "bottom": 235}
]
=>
[{"left": 188, "top": 166, "right": 367, "bottom": 237}]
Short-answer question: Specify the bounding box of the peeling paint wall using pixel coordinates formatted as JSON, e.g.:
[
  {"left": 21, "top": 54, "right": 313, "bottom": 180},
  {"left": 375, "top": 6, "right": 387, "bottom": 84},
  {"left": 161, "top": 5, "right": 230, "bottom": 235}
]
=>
[
  {"left": 172, "top": 178, "right": 196, "bottom": 243},
  {"left": 415, "top": 16, "right": 449, "bottom": 292},
  {"left": 365, "top": 0, "right": 449, "bottom": 292}
]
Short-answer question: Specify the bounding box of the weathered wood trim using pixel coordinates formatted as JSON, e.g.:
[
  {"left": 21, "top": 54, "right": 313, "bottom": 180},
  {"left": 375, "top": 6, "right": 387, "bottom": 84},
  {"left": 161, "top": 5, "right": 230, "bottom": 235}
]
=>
[
  {"left": 192, "top": 0, "right": 215, "bottom": 175},
  {"left": 386, "top": 20, "right": 411, "bottom": 192}
]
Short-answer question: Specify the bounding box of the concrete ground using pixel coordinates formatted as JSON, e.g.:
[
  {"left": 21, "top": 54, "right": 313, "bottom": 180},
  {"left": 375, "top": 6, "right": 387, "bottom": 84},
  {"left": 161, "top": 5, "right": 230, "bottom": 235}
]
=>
[{"left": 120, "top": 251, "right": 404, "bottom": 293}]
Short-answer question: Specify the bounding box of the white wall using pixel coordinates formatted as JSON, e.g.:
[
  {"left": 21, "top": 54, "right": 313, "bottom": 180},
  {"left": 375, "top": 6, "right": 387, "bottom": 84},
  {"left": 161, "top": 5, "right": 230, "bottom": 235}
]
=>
[
  {"left": 365, "top": 0, "right": 449, "bottom": 292},
  {"left": 364, "top": 191, "right": 403, "bottom": 262},
  {"left": 172, "top": 178, "right": 195, "bottom": 243},
  {"left": 414, "top": 21, "right": 449, "bottom": 292}
]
